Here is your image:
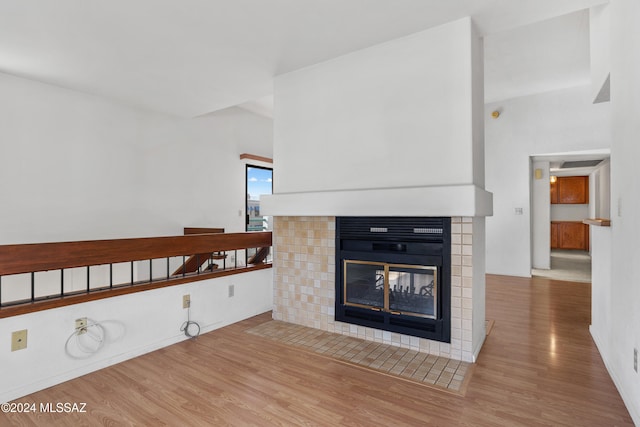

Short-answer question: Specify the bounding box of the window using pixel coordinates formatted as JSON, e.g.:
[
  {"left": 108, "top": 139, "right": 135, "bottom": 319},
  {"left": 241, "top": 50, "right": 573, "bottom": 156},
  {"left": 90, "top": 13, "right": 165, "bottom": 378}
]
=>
[{"left": 246, "top": 165, "right": 273, "bottom": 232}]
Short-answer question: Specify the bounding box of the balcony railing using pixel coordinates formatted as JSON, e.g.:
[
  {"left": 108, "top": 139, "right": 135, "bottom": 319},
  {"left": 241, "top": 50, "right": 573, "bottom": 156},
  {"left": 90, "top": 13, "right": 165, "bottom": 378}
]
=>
[{"left": 0, "top": 231, "right": 272, "bottom": 318}]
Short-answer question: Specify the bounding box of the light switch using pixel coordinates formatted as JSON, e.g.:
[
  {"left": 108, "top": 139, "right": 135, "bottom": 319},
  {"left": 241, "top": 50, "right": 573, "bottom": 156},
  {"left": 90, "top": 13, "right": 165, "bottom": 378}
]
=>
[
  {"left": 514, "top": 207, "right": 523, "bottom": 215},
  {"left": 618, "top": 197, "right": 622, "bottom": 217}
]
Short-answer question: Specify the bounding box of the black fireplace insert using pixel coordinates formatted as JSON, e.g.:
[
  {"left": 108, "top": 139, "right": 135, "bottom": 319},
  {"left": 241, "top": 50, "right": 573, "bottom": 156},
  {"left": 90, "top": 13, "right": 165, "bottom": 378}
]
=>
[{"left": 335, "top": 217, "right": 451, "bottom": 342}]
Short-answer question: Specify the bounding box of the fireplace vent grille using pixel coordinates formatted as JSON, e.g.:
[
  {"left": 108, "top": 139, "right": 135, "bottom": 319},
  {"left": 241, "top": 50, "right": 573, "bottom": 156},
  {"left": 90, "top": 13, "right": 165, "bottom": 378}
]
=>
[
  {"left": 338, "top": 217, "right": 446, "bottom": 242},
  {"left": 413, "top": 228, "right": 443, "bottom": 234},
  {"left": 369, "top": 227, "right": 388, "bottom": 233}
]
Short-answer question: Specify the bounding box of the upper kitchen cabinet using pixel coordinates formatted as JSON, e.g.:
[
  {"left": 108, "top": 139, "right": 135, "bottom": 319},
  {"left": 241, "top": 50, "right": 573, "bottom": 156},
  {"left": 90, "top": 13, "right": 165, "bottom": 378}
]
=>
[{"left": 550, "top": 176, "right": 589, "bottom": 204}]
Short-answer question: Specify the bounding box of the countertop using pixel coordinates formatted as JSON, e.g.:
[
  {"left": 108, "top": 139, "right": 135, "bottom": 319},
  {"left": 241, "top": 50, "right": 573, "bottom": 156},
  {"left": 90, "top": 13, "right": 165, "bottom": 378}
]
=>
[{"left": 583, "top": 218, "right": 611, "bottom": 227}]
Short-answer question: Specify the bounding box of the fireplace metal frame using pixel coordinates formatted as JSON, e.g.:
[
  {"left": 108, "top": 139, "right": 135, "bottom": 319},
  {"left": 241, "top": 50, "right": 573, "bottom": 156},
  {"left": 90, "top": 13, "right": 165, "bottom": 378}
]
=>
[{"left": 335, "top": 217, "right": 451, "bottom": 342}]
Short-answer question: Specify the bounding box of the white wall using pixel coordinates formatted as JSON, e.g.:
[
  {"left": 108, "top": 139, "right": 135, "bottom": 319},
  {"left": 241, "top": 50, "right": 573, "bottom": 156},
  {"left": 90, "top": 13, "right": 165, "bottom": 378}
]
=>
[
  {"left": 550, "top": 204, "right": 589, "bottom": 221},
  {"left": 485, "top": 85, "right": 610, "bottom": 277},
  {"left": 0, "top": 71, "right": 274, "bottom": 401},
  {"left": 0, "top": 73, "right": 147, "bottom": 244},
  {"left": 1, "top": 269, "right": 273, "bottom": 403},
  {"left": 531, "top": 161, "right": 551, "bottom": 269},
  {"left": 590, "top": 4, "right": 610, "bottom": 103},
  {"left": 590, "top": 225, "right": 611, "bottom": 369},
  {"left": 0, "top": 72, "right": 273, "bottom": 245},
  {"left": 138, "top": 108, "right": 273, "bottom": 235},
  {"left": 594, "top": 0, "right": 640, "bottom": 423},
  {"left": 590, "top": 159, "right": 611, "bottom": 219},
  {"left": 273, "top": 17, "right": 484, "bottom": 195}
]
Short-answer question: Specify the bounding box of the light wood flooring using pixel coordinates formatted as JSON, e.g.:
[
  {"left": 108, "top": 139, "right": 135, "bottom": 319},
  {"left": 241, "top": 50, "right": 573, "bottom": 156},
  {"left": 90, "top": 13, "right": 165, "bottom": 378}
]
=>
[{"left": 1, "top": 275, "right": 634, "bottom": 426}]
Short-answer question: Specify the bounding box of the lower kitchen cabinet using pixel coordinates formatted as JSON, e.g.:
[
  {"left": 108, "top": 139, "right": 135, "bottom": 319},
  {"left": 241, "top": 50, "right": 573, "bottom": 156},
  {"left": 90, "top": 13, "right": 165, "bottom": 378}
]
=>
[{"left": 551, "top": 221, "right": 589, "bottom": 251}]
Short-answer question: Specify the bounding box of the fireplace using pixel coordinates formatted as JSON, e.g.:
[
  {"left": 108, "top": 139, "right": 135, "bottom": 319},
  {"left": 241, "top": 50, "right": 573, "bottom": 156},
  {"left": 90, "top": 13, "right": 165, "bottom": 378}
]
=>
[{"left": 335, "top": 217, "right": 451, "bottom": 342}]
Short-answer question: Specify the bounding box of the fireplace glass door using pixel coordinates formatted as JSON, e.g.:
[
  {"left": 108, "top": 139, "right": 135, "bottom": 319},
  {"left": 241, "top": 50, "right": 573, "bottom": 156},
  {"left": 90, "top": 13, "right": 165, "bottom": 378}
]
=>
[
  {"left": 388, "top": 265, "right": 437, "bottom": 318},
  {"left": 344, "top": 260, "right": 437, "bottom": 319},
  {"left": 343, "top": 261, "right": 385, "bottom": 310}
]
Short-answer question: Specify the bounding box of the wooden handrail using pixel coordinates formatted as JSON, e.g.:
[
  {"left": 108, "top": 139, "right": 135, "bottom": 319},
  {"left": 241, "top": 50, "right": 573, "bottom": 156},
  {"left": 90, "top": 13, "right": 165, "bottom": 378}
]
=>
[
  {"left": 176, "top": 227, "right": 227, "bottom": 274},
  {"left": 0, "top": 231, "right": 272, "bottom": 318},
  {"left": 0, "top": 232, "right": 272, "bottom": 276},
  {"left": 183, "top": 227, "right": 225, "bottom": 235}
]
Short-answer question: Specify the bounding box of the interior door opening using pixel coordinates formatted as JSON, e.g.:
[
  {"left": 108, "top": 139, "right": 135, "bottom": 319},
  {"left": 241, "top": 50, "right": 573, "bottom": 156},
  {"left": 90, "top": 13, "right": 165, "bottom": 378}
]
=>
[{"left": 530, "top": 153, "right": 609, "bottom": 282}]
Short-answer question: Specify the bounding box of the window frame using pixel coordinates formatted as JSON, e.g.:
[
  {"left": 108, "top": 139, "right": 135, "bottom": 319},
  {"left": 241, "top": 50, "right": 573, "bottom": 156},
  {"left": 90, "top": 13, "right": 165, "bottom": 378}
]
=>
[{"left": 245, "top": 164, "right": 273, "bottom": 232}]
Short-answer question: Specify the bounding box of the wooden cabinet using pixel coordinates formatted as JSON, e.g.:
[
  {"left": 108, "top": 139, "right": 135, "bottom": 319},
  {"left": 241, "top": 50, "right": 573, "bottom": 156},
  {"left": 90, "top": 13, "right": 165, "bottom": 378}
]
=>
[
  {"left": 550, "top": 223, "right": 557, "bottom": 249},
  {"left": 550, "top": 176, "right": 589, "bottom": 204},
  {"left": 550, "top": 176, "right": 589, "bottom": 250},
  {"left": 550, "top": 180, "right": 558, "bottom": 204},
  {"left": 551, "top": 221, "right": 589, "bottom": 250}
]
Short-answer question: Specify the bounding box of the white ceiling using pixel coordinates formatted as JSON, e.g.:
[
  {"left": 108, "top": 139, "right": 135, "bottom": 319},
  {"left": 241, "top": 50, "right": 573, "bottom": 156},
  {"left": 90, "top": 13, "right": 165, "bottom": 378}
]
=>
[
  {"left": 0, "top": 0, "right": 606, "bottom": 118},
  {"left": 484, "top": 9, "right": 591, "bottom": 104}
]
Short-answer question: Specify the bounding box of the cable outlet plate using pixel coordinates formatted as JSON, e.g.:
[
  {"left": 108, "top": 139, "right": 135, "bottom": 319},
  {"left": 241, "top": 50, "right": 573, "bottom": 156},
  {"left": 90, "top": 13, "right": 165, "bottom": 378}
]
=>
[
  {"left": 228, "top": 284, "right": 235, "bottom": 298},
  {"left": 11, "top": 329, "right": 27, "bottom": 351},
  {"left": 75, "top": 317, "right": 88, "bottom": 335},
  {"left": 183, "top": 294, "right": 191, "bottom": 309}
]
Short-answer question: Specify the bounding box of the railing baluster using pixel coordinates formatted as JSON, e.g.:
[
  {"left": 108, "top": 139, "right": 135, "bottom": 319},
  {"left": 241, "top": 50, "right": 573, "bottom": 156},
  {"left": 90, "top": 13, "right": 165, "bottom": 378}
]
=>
[
  {"left": 149, "top": 259, "right": 153, "bottom": 283},
  {"left": 87, "top": 266, "right": 90, "bottom": 293},
  {"left": 61, "top": 269, "right": 64, "bottom": 296},
  {"left": 31, "top": 272, "right": 35, "bottom": 302},
  {"left": 182, "top": 256, "right": 186, "bottom": 277},
  {"left": 166, "top": 257, "right": 170, "bottom": 280},
  {"left": 131, "top": 261, "right": 134, "bottom": 285}
]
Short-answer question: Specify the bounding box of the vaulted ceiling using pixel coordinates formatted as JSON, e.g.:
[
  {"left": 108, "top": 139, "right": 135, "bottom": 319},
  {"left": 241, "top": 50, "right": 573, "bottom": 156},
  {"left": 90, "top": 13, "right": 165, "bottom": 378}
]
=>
[{"left": 0, "top": 0, "right": 605, "bottom": 117}]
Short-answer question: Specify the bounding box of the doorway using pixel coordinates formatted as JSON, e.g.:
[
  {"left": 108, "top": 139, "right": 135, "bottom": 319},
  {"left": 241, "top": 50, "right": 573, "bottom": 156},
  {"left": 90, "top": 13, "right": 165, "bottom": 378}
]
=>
[{"left": 530, "top": 152, "right": 610, "bottom": 282}]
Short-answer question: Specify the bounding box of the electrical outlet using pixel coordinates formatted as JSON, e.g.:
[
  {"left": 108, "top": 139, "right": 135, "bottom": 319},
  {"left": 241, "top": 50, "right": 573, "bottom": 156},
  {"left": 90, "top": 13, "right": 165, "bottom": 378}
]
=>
[
  {"left": 11, "top": 329, "right": 27, "bottom": 352},
  {"left": 75, "top": 317, "right": 88, "bottom": 335},
  {"left": 634, "top": 348, "right": 638, "bottom": 373},
  {"left": 228, "top": 284, "right": 235, "bottom": 298},
  {"left": 183, "top": 294, "right": 191, "bottom": 309}
]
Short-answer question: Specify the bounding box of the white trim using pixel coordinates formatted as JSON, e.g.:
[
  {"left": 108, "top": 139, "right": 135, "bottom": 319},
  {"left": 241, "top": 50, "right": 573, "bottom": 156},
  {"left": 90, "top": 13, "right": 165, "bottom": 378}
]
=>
[{"left": 262, "top": 185, "right": 493, "bottom": 217}]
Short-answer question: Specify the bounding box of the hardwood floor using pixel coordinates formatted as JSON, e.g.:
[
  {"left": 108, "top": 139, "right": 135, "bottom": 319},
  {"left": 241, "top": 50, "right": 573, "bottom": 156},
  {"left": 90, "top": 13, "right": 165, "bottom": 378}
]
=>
[{"left": 1, "top": 275, "right": 633, "bottom": 426}]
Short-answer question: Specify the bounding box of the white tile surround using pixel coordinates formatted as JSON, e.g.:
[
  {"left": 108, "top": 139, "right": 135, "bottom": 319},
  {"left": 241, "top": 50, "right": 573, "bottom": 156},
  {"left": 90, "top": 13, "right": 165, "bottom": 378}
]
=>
[{"left": 272, "top": 216, "right": 477, "bottom": 362}]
